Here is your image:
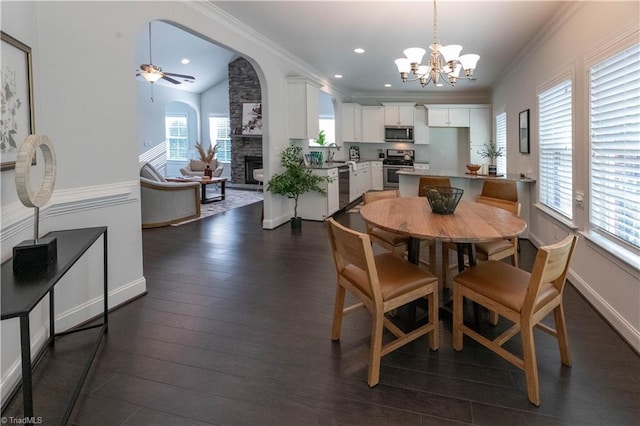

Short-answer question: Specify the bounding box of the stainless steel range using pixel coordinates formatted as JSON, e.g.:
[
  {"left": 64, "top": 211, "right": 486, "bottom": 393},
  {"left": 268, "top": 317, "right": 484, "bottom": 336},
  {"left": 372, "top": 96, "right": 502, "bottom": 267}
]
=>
[{"left": 383, "top": 149, "right": 414, "bottom": 188}]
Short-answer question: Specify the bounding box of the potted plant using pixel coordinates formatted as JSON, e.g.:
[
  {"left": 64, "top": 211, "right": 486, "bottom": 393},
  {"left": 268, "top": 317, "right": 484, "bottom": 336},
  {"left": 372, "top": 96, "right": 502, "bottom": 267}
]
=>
[
  {"left": 478, "top": 140, "right": 504, "bottom": 175},
  {"left": 315, "top": 130, "right": 326, "bottom": 146},
  {"left": 267, "top": 145, "right": 333, "bottom": 230}
]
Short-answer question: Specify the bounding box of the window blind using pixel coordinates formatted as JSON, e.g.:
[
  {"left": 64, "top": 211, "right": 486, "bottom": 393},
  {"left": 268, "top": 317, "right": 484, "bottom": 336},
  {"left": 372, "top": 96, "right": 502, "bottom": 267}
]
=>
[
  {"left": 538, "top": 80, "right": 573, "bottom": 219},
  {"left": 165, "top": 115, "right": 188, "bottom": 160},
  {"left": 589, "top": 42, "right": 640, "bottom": 250},
  {"left": 495, "top": 112, "right": 507, "bottom": 175}
]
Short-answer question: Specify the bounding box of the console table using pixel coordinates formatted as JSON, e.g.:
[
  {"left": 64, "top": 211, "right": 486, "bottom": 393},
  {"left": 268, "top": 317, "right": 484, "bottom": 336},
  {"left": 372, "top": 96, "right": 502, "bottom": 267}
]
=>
[{"left": 1, "top": 227, "right": 108, "bottom": 424}]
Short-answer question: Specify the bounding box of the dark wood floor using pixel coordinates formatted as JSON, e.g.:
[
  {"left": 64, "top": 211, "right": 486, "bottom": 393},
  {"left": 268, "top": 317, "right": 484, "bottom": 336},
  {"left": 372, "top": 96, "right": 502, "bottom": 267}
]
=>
[{"left": 3, "top": 200, "right": 639, "bottom": 425}]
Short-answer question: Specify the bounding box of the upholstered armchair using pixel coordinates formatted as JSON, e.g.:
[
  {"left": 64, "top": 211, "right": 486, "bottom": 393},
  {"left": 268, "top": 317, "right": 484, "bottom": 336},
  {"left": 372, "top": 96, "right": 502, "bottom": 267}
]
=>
[
  {"left": 139, "top": 162, "right": 201, "bottom": 228},
  {"left": 179, "top": 159, "right": 224, "bottom": 178}
]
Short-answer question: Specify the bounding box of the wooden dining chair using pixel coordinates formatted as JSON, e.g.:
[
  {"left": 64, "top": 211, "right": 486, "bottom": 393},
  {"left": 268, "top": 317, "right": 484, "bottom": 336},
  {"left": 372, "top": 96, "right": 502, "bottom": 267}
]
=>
[
  {"left": 417, "top": 176, "right": 452, "bottom": 279},
  {"left": 418, "top": 176, "right": 452, "bottom": 197},
  {"left": 326, "top": 218, "right": 439, "bottom": 387},
  {"left": 362, "top": 190, "right": 408, "bottom": 257},
  {"left": 442, "top": 195, "right": 522, "bottom": 290},
  {"left": 481, "top": 179, "right": 518, "bottom": 202},
  {"left": 453, "top": 234, "right": 578, "bottom": 406}
]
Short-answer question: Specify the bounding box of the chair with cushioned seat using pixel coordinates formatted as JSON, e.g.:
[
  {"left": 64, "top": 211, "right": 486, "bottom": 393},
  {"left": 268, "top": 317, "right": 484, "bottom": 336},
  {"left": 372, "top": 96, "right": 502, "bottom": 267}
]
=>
[
  {"left": 180, "top": 159, "right": 224, "bottom": 178},
  {"left": 474, "top": 195, "right": 521, "bottom": 267},
  {"left": 326, "top": 218, "right": 439, "bottom": 387},
  {"left": 253, "top": 168, "right": 264, "bottom": 192},
  {"left": 453, "top": 234, "right": 578, "bottom": 406},
  {"left": 362, "top": 190, "right": 408, "bottom": 257}
]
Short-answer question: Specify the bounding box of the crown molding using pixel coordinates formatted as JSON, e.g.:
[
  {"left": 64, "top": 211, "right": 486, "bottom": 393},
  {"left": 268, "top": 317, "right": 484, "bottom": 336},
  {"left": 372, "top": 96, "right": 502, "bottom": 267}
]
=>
[{"left": 494, "top": 1, "right": 587, "bottom": 90}]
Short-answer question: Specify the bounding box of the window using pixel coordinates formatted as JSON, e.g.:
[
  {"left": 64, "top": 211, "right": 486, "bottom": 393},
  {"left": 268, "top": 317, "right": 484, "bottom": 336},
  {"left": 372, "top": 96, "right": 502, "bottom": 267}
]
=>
[
  {"left": 165, "top": 115, "right": 188, "bottom": 160},
  {"left": 209, "top": 117, "right": 231, "bottom": 162},
  {"left": 495, "top": 112, "right": 507, "bottom": 175},
  {"left": 589, "top": 42, "right": 640, "bottom": 250},
  {"left": 538, "top": 79, "right": 573, "bottom": 219},
  {"left": 319, "top": 118, "right": 336, "bottom": 144}
]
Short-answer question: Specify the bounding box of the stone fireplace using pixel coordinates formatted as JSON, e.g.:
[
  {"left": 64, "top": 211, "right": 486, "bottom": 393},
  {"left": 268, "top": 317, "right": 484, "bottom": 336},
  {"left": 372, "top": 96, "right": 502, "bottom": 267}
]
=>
[{"left": 229, "top": 57, "right": 262, "bottom": 185}]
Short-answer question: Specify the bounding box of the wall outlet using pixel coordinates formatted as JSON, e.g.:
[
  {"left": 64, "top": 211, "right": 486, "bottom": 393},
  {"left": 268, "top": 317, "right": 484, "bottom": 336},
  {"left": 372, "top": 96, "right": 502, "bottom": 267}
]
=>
[{"left": 575, "top": 190, "right": 585, "bottom": 210}]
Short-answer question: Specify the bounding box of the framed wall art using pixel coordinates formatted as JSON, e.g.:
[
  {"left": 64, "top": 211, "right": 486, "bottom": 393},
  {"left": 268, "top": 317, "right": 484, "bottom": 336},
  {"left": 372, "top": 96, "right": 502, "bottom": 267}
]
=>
[
  {"left": 1, "top": 31, "right": 35, "bottom": 171},
  {"left": 241, "top": 102, "right": 262, "bottom": 135},
  {"left": 519, "top": 109, "right": 530, "bottom": 154}
]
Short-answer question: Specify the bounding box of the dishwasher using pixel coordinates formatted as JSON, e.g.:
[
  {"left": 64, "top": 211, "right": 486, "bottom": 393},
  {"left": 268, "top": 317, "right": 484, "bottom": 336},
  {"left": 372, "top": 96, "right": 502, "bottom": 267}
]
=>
[{"left": 338, "top": 165, "right": 350, "bottom": 210}]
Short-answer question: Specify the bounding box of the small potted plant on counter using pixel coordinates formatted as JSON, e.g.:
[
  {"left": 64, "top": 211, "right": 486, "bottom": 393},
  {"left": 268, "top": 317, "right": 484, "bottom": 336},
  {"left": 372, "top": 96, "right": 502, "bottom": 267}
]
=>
[
  {"left": 478, "top": 140, "right": 504, "bottom": 175},
  {"left": 267, "top": 145, "right": 333, "bottom": 230}
]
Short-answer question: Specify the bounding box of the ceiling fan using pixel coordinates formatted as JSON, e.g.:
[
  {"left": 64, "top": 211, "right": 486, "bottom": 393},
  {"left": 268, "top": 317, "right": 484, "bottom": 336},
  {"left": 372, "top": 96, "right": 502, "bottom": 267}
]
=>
[{"left": 137, "top": 22, "right": 195, "bottom": 85}]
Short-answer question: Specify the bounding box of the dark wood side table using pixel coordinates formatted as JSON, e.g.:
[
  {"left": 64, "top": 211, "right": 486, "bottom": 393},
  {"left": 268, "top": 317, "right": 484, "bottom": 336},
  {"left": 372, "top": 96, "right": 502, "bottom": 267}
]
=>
[
  {"left": 1, "top": 227, "right": 108, "bottom": 424},
  {"left": 165, "top": 177, "right": 227, "bottom": 203}
]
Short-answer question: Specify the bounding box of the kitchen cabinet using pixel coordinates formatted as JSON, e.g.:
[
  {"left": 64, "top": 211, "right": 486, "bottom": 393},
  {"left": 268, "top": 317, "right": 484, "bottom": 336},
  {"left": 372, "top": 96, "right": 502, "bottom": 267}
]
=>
[
  {"left": 349, "top": 162, "right": 370, "bottom": 202},
  {"left": 287, "top": 77, "right": 321, "bottom": 139},
  {"left": 298, "top": 167, "right": 339, "bottom": 221},
  {"left": 426, "top": 106, "right": 470, "bottom": 127},
  {"left": 370, "top": 161, "right": 383, "bottom": 190},
  {"left": 382, "top": 102, "right": 416, "bottom": 126},
  {"left": 469, "top": 107, "right": 492, "bottom": 164},
  {"left": 360, "top": 106, "right": 385, "bottom": 143},
  {"left": 341, "top": 103, "right": 362, "bottom": 142},
  {"left": 413, "top": 106, "right": 429, "bottom": 145}
]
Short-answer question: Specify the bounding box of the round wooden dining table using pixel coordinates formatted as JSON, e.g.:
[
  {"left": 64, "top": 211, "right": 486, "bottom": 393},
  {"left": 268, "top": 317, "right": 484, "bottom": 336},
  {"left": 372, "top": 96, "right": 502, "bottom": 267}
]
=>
[{"left": 359, "top": 197, "right": 527, "bottom": 269}]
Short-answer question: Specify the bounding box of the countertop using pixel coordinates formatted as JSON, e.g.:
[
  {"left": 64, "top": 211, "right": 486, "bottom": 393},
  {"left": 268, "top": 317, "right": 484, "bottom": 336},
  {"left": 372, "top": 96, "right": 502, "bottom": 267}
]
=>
[
  {"left": 397, "top": 168, "right": 536, "bottom": 183},
  {"left": 308, "top": 159, "right": 383, "bottom": 169}
]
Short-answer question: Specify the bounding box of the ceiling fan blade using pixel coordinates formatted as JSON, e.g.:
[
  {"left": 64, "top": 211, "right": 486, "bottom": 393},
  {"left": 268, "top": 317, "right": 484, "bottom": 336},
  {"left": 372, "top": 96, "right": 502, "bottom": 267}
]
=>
[
  {"left": 163, "top": 72, "right": 195, "bottom": 80},
  {"left": 162, "top": 75, "right": 181, "bottom": 84}
]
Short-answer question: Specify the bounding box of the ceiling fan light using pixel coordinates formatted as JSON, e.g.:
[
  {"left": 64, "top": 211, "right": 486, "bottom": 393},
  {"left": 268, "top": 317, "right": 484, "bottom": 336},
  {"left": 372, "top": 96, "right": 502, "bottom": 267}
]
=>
[
  {"left": 142, "top": 71, "right": 162, "bottom": 83},
  {"left": 439, "top": 44, "right": 462, "bottom": 63}
]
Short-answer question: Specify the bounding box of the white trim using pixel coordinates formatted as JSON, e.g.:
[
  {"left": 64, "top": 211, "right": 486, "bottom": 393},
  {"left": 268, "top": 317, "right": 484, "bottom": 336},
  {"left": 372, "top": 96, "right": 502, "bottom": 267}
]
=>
[
  {"left": 533, "top": 203, "right": 578, "bottom": 231},
  {"left": 1, "top": 181, "right": 138, "bottom": 241},
  {"left": 583, "top": 19, "right": 639, "bottom": 69},
  {"left": 579, "top": 230, "right": 640, "bottom": 280}
]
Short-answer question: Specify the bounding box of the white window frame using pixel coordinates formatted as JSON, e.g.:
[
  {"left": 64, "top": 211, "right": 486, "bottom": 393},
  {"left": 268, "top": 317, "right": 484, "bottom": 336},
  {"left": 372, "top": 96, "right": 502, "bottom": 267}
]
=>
[
  {"left": 586, "top": 39, "right": 640, "bottom": 254},
  {"left": 165, "top": 114, "right": 189, "bottom": 160},
  {"left": 495, "top": 111, "right": 507, "bottom": 175},
  {"left": 537, "top": 66, "right": 574, "bottom": 222},
  {"left": 209, "top": 116, "right": 232, "bottom": 163}
]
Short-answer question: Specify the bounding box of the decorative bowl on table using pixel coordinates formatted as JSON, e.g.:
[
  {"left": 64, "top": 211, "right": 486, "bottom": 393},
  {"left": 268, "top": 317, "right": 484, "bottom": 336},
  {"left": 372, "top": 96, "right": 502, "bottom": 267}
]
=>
[
  {"left": 466, "top": 164, "right": 481, "bottom": 174},
  {"left": 424, "top": 186, "right": 464, "bottom": 215}
]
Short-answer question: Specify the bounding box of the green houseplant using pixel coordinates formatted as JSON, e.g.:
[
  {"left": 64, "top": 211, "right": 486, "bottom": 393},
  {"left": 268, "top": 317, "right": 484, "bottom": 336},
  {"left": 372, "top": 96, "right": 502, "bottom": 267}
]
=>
[
  {"left": 267, "top": 145, "right": 333, "bottom": 229},
  {"left": 478, "top": 140, "right": 504, "bottom": 175}
]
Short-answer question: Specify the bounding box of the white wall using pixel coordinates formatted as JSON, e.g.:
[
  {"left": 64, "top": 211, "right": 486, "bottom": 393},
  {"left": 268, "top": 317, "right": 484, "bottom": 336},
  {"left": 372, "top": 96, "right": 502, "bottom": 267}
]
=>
[
  {"left": 492, "top": 1, "right": 640, "bottom": 351},
  {"left": 0, "top": 0, "right": 339, "bottom": 405}
]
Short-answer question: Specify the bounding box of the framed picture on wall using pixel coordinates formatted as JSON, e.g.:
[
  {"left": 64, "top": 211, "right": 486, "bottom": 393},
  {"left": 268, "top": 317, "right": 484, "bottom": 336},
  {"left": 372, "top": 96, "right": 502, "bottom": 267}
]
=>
[
  {"left": 1, "top": 31, "right": 35, "bottom": 171},
  {"left": 519, "top": 109, "right": 530, "bottom": 154},
  {"left": 241, "top": 102, "right": 262, "bottom": 135}
]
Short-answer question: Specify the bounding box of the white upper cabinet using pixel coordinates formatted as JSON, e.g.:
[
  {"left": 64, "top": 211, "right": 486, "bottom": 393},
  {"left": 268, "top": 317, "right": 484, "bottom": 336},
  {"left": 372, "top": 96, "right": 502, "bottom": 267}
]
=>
[
  {"left": 341, "top": 103, "right": 362, "bottom": 142},
  {"left": 413, "top": 106, "right": 429, "bottom": 145},
  {"left": 382, "top": 102, "right": 416, "bottom": 126},
  {"left": 469, "top": 107, "right": 492, "bottom": 164},
  {"left": 360, "top": 106, "right": 385, "bottom": 143},
  {"left": 426, "top": 105, "right": 470, "bottom": 127},
  {"left": 287, "top": 76, "right": 321, "bottom": 139}
]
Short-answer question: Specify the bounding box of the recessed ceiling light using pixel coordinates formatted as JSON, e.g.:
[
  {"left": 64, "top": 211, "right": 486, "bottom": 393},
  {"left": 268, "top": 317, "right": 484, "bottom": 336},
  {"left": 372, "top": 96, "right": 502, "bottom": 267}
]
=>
[
  {"left": 353, "top": 48, "right": 365, "bottom": 54},
  {"left": 181, "top": 58, "right": 190, "bottom": 64},
  {"left": 334, "top": 74, "right": 343, "bottom": 79},
  {"left": 384, "top": 84, "right": 392, "bottom": 88}
]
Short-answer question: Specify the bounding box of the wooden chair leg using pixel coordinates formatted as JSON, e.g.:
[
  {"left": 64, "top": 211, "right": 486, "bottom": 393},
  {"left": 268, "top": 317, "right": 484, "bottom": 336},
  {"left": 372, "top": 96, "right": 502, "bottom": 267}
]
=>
[
  {"left": 331, "top": 285, "right": 346, "bottom": 341},
  {"left": 441, "top": 245, "right": 450, "bottom": 289},
  {"left": 521, "top": 324, "right": 541, "bottom": 406},
  {"left": 452, "top": 284, "right": 463, "bottom": 351},
  {"left": 428, "top": 291, "right": 439, "bottom": 350},
  {"left": 553, "top": 304, "right": 572, "bottom": 367},
  {"left": 368, "top": 314, "right": 384, "bottom": 387}
]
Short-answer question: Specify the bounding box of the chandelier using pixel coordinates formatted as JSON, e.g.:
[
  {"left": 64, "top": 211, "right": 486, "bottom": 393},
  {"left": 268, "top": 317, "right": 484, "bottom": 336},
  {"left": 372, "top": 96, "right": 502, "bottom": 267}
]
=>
[{"left": 394, "top": 0, "right": 479, "bottom": 87}]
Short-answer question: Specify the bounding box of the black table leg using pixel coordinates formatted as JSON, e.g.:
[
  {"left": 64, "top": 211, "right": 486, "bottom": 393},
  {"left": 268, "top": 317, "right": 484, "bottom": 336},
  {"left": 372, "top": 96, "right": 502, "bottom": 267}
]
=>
[{"left": 20, "top": 313, "right": 33, "bottom": 418}]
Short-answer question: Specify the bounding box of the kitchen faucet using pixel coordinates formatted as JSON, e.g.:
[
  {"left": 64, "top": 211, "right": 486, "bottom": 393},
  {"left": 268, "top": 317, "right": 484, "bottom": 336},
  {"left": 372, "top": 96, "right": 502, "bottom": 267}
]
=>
[{"left": 327, "top": 143, "right": 340, "bottom": 162}]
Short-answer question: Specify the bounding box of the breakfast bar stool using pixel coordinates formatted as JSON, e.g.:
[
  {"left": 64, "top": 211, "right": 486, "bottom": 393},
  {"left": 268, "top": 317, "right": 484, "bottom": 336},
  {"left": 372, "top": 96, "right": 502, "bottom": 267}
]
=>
[{"left": 253, "top": 168, "right": 264, "bottom": 192}]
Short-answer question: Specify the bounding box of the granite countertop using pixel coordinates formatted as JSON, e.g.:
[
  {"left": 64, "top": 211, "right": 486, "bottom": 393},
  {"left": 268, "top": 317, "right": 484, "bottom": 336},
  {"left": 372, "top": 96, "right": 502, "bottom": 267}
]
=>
[{"left": 397, "top": 168, "right": 536, "bottom": 183}]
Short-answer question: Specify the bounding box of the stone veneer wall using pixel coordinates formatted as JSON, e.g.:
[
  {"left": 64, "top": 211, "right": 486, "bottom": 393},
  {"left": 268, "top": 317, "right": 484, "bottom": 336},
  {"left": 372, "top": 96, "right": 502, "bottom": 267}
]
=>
[{"left": 228, "top": 57, "right": 262, "bottom": 184}]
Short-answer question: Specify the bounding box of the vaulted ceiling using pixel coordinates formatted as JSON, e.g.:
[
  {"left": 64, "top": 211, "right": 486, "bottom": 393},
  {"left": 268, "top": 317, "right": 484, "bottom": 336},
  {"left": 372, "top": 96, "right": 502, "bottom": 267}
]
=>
[{"left": 135, "top": 1, "right": 569, "bottom": 98}]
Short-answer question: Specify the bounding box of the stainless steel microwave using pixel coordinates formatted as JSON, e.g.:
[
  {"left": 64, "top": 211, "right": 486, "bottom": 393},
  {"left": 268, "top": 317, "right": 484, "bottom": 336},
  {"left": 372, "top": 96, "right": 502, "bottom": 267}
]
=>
[{"left": 384, "top": 126, "right": 414, "bottom": 142}]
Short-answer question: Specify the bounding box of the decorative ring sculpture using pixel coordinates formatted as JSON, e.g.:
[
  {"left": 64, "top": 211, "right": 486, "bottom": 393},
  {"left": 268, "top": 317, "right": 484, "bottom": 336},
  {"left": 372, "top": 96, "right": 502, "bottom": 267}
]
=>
[{"left": 14, "top": 134, "right": 57, "bottom": 208}]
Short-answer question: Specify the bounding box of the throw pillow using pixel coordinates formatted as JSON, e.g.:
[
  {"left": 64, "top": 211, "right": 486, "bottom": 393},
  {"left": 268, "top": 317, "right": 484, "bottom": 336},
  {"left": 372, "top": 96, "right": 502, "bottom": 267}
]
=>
[
  {"left": 140, "top": 163, "right": 165, "bottom": 182},
  {"left": 190, "top": 159, "right": 207, "bottom": 171}
]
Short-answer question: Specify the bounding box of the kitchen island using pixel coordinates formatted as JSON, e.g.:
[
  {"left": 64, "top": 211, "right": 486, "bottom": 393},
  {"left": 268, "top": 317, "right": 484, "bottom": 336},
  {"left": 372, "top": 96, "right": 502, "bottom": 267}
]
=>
[{"left": 397, "top": 169, "right": 535, "bottom": 238}]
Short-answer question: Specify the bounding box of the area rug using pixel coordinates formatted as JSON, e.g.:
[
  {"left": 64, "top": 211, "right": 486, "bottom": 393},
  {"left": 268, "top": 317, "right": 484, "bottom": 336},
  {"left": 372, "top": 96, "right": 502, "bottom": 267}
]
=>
[{"left": 171, "top": 188, "right": 263, "bottom": 226}]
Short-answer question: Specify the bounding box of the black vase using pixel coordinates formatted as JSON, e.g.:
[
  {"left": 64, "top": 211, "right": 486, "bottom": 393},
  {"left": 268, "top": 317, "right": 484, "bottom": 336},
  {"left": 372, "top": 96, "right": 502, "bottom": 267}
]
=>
[
  {"left": 488, "top": 164, "right": 497, "bottom": 175},
  {"left": 291, "top": 217, "right": 302, "bottom": 230}
]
